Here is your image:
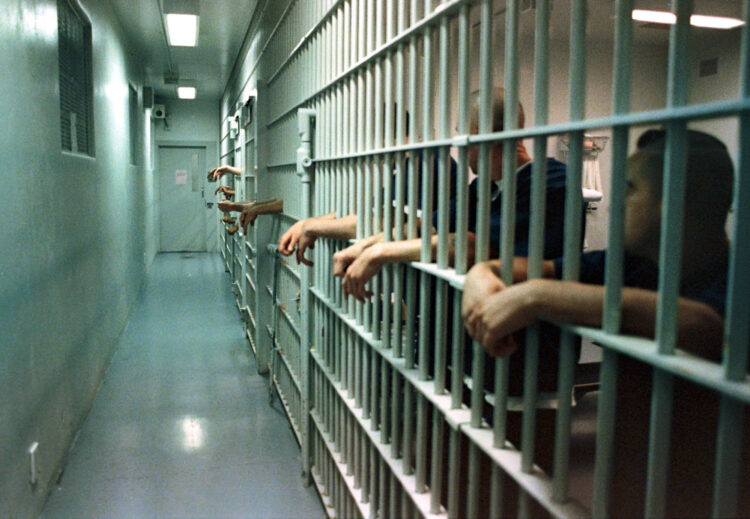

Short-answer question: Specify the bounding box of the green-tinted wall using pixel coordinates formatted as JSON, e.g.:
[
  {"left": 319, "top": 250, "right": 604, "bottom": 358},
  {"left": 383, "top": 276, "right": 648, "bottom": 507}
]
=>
[{"left": 0, "top": 1, "right": 155, "bottom": 516}]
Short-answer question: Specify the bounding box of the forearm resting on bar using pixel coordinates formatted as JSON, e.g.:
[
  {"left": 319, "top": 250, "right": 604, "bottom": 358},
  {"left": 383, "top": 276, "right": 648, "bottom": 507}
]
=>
[{"left": 463, "top": 273, "right": 724, "bottom": 360}]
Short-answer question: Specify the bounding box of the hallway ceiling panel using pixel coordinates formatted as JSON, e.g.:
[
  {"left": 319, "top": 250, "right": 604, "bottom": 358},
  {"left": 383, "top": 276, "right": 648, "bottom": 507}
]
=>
[{"left": 110, "top": 0, "right": 256, "bottom": 101}]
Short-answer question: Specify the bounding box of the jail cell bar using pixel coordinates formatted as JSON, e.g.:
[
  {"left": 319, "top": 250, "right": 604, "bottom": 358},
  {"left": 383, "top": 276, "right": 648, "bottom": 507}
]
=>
[{"left": 218, "top": 0, "right": 750, "bottom": 518}]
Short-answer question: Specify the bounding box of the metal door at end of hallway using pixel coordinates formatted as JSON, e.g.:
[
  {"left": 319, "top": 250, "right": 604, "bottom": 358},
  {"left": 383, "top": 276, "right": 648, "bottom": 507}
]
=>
[{"left": 158, "top": 146, "right": 208, "bottom": 252}]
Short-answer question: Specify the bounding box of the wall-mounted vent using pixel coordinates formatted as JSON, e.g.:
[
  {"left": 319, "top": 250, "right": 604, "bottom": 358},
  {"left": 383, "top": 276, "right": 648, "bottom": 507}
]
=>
[
  {"left": 58, "top": 0, "right": 93, "bottom": 155},
  {"left": 164, "top": 73, "right": 180, "bottom": 85},
  {"left": 699, "top": 57, "right": 719, "bottom": 77}
]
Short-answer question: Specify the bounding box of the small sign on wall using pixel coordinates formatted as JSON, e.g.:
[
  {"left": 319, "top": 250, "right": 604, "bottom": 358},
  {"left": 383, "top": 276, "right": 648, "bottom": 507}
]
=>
[{"left": 175, "top": 169, "right": 187, "bottom": 185}]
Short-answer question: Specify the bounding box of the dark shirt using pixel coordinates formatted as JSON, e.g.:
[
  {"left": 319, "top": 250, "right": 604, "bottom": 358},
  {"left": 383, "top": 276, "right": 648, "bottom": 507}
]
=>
[
  {"left": 399, "top": 151, "right": 459, "bottom": 211},
  {"left": 444, "top": 158, "right": 570, "bottom": 256},
  {"left": 553, "top": 249, "right": 727, "bottom": 316}
]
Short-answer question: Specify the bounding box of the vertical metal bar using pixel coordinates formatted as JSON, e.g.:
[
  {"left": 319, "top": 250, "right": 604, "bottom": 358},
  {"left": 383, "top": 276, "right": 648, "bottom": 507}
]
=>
[
  {"left": 403, "top": 381, "right": 415, "bottom": 475},
  {"left": 519, "top": 0, "right": 550, "bottom": 475},
  {"left": 713, "top": 7, "right": 750, "bottom": 514},
  {"left": 418, "top": 274, "right": 433, "bottom": 381},
  {"left": 552, "top": 0, "right": 586, "bottom": 503},
  {"left": 436, "top": 13, "right": 450, "bottom": 269},
  {"left": 355, "top": 337, "right": 363, "bottom": 409},
  {"left": 418, "top": 1, "right": 436, "bottom": 388},
  {"left": 470, "top": 0, "right": 493, "bottom": 429},
  {"left": 450, "top": 293, "right": 466, "bottom": 409},
  {"left": 499, "top": 0, "right": 520, "bottom": 282},
  {"left": 381, "top": 0, "right": 396, "bottom": 352},
  {"left": 646, "top": 2, "right": 692, "bottom": 516},
  {"left": 379, "top": 457, "right": 387, "bottom": 519},
  {"left": 348, "top": 331, "right": 355, "bottom": 399},
  {"left": 450, "top": 3, "right": 471, "bottom": 410},
  {"left": 488, "top": 463, "right": 506, "bottom": 518},
  {"left": 447, "top": 428, "right": 461, "bottom": 519},
  {"left": 429, "top": 408, "right": 445, "bottom": 514},
  {"left": 364, "top": 0, "right": 376, "bottom": 334},
  {"left": 391, "top": 372, "right": 402, "bottom": 459},
  {"left": 381, "top": 357, "right": 390, "bottom": 444},
  {"left": 403, "top": 0, "right": 420, "bottom": 372},
  {"left": 363, "top": 320, "right": 372, "bottom": 419},
  {"left": 492, "top": 0, "right": 522, "bottom": 451},
  {"left": 297, "top": 108, "right": 316, "bottom": 483},
  {"left": 592, "top": 1, "right": 632, "bottom": 514},
  {"left": 392, "top": 0, "right": 408, "bottom": 359},
  {"left": 371, "top": 347, "right": 380, "bottom": 431},
  {"left": 420, "top": 5, "right": 434, "bottom": 263},
  {"left": 466, "top": 443, "right": 481, "bottom": 518},
  {"left": 431, "top": 7, "right": 451, "bottom": 398},
  {"left": 390, "top": 473, "right": 399, "bottom": 519},
  {"left": 347, "top": 403, "right": 354, "bottom": 477},
  {"left": 415, "top": 393, "right": 427, "bottom": 492},
  {"left": 370, "top": 0, "right": 385, "bottom": 343},
  {"left": 454, "top": 3, "right": 470, "bottom": 275}
]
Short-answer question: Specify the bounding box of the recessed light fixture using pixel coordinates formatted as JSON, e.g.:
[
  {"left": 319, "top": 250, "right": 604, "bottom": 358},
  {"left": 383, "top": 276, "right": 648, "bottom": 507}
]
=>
[
  {"left": 164, "top": 0, "right": 199, "bottom": 47},
  {"left": 166, "top": 13, "right": 198, "bottom": 46},
  {"left": 632, "top": 9, "right": 745, "bottom": 30},
  {"left": 177, "top": 86, "right": 196, "bottom": 99}
]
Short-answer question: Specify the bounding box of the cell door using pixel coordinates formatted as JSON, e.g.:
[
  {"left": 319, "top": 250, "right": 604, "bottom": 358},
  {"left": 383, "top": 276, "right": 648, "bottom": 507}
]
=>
[{"left": 158, "top": 146, "right": 208, "bottom": 252}]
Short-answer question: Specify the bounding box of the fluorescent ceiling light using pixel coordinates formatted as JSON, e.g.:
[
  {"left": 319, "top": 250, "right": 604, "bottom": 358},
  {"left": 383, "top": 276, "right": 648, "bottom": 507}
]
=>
[
  {"left": 632, "top": 9, "right": 676, "bottom": 25},
  {"left": 690, "top": 14, "right": 745, "bottom": 30},
  {"left": 632, "top": 9, "right": 745, "bottom": 30},
  {"left": 166, "top": 13, "right": 198, "bottom": 46},
  {"left": 177, "top": 86, "right": 196, "bottom": 99}
]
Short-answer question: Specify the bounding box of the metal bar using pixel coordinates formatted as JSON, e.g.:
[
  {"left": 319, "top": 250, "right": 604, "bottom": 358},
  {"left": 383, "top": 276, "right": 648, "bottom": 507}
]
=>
[
  {"left": 266, "top": 0, "right": 470, "bottom": 128},
  {"left": 462, "top": 424, "right": 591, "bottom": 518},
  {"left": 307, "top": 98, "right": 750, "bottom": 161},
  {"left": 564, "top": 323, "right": 750, "bottom": 403},
  {"left": 713, "top": 6, "right": 750, "bottom": 513},
  {"left": 492, "top": 0, "right": 521, "bottom": 455},
  {"left": 470, "top": 0, "right": 493, "bottom": 431},
  {"left": 519, "top": 0, "right": 550, "bottom": 472},
  {"left": 450, "top": 292, "right": 466, "bottom": 409},
  {"left": 645, "top": 2, "right": 692, "bottom": 515},
  {"left": 415, "top": 393, "right": 428, "bottom": 493},
  {"left": 466, "top": 443, "right": 481, "bottom": 518},
  {"left": 403, "top": 380, "right": 415, "bottom": 475},
  {"left": 551, "top": 0, "right": 587, "bottom": 503},
  {"left": 591, "top": 0, "right": 632, "bottom": 512},
  {"left": 446, "top": 428, "right": 461, "bottom": 518},
  {"left": 453, "top": 3, "right": 470, "bottom": 276},
  {"left": 391, "top": 372, "right": 402, "bottom": 459},
  {"left": 381, "top": 357, "right": 391, "bottom": 443},
  {"left": 311, "top": 352, "right": 446, "bottom": 516},
  {"left": 436, "top": 12, "right": 450, "bottom": 269},
  {"left": 429, "top": 408, "right": 445, "bottom": 514},
  {"left": 488, "top": 463, "right": 505, "bottom": 518}
]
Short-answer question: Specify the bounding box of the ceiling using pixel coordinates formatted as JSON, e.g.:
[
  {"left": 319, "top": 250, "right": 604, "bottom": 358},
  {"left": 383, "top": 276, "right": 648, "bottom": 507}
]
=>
[
  {"left": 109, "top": 0, "right": 741, "bottom": 101},
  {"left": 109, "top": 0, "right": 257, "bottom": 101}
]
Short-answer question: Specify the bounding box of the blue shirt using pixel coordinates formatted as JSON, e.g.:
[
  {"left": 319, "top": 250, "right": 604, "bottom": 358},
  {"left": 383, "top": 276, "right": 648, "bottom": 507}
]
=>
[
  {"left": 554, "top": 250, "right": 728, "bottom": 316},
  {"left": 442, "top": 158, "right": 571, "bottom": 257}
]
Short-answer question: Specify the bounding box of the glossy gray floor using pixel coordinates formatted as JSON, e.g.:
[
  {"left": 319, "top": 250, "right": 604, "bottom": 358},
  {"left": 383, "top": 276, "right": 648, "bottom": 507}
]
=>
[{"left": 41, "top": 253, "right": 325, "bottom": 519}]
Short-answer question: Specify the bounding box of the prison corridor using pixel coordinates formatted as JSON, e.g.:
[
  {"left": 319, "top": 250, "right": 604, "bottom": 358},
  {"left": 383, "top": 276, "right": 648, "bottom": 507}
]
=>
[{"left": 39, "top": 253, "right": 325, "bottom": 519}]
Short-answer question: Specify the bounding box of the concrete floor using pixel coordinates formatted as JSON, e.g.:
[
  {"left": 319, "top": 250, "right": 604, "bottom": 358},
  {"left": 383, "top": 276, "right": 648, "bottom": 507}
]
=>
[{"left": 41, "top": 253, "right": 325, "bottom": 519}]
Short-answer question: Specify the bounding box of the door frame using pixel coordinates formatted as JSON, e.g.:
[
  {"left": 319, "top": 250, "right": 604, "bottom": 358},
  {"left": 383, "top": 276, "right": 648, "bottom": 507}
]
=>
[{"left": 155, "top": 139, "right": 219, "bottom": 252}]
